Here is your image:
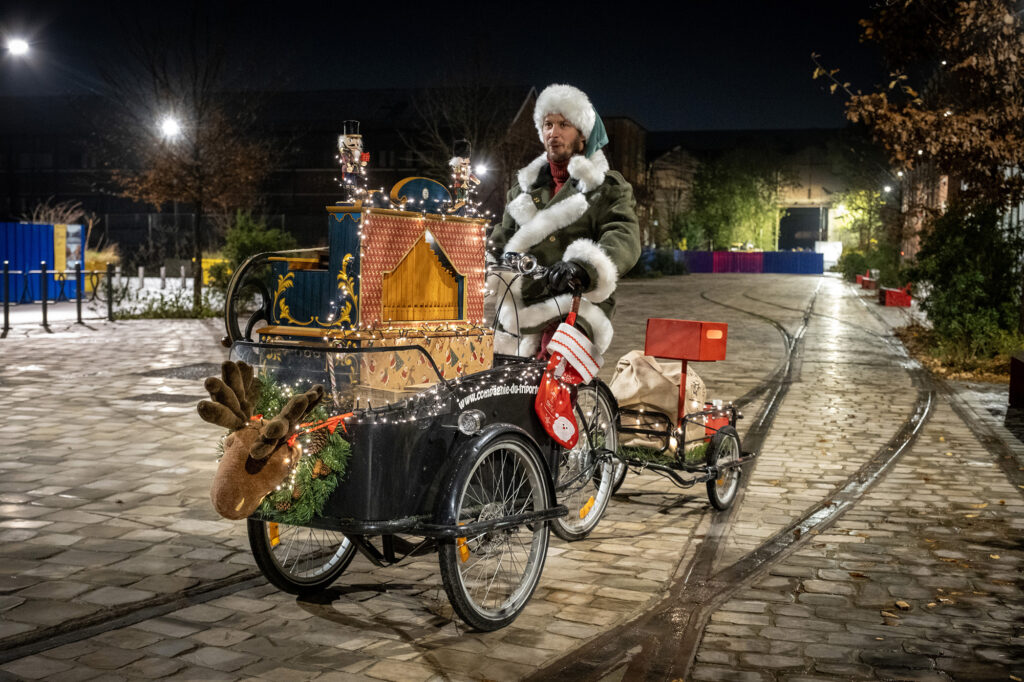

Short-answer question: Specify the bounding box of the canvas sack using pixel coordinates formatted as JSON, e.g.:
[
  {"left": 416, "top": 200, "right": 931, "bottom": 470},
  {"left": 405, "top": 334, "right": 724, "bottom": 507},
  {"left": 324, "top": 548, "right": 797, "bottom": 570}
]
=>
[{"left": 609, "top": 350, "right": 707, "bottom": 451}]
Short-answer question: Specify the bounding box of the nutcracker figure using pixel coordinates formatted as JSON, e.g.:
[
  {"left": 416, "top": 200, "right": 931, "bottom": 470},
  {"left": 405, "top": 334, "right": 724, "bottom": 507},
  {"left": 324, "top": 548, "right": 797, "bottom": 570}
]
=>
[
  {"left": 338, "top": 120, "right": 370, "bottom": 201},
  {"left": 448, "top": 139, "right": 481, "bottom": 213}
]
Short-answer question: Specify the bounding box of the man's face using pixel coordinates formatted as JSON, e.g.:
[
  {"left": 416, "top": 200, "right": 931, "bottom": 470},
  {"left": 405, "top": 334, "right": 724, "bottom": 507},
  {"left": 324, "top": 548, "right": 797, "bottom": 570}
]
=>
[{"left": 542, "top": 113, "right": 584, "bottom": 163}]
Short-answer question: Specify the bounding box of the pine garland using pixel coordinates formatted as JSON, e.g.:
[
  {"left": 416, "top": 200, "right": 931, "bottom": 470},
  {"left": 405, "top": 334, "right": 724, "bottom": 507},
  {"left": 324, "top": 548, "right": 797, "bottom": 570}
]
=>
[
  {"left": 250, "top": 374, "right": 352, "bottom": 525},
  {"left": 256, "top": 430, "right": 351, "bottom": 525}
]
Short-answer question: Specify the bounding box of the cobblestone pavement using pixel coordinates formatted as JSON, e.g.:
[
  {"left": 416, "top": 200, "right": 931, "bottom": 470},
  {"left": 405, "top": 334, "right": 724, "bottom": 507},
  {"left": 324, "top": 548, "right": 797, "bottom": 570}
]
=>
[
  {"left": 694, "top": 401, "right": 1024, "bottom": 681},
  {"left": 0, "top": 274, "right": 1020, "bottom": 680}
]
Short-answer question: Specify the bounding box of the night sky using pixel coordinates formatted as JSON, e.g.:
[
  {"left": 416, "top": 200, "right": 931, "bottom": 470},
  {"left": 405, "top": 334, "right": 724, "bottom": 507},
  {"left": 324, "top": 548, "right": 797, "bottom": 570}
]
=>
[{"left": 1, "top": 1, "right": 883, "bottom": 131}]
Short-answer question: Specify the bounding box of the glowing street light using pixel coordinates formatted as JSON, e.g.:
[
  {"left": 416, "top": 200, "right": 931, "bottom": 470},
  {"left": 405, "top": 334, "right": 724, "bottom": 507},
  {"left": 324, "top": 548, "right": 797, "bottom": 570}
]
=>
[
  {"left": 160, "top": 116, "right": 182, "bottom": 139},
  {"left": 7, "top": 38, "right": 29, "bottom": 56},
  {"left": 883, "top": 185, "right": 893, "bottom": 193}
]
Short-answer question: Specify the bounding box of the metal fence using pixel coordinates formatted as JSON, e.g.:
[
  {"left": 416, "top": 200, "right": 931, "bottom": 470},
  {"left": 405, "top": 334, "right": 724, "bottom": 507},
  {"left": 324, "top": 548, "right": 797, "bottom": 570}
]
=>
[
  {"left": 2, "top": 260, "right": 110, "bottom": 336},
  {"left": 92, "top": 213, "right": 327, "bottom": 267},
  {"left": 0, "top": 259, "right": 216, "bottom": 337}
]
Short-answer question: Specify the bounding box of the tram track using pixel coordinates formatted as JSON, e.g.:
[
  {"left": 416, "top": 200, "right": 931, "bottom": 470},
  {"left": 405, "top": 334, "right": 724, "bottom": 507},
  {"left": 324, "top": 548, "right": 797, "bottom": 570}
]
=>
[
  {"left": 0, "top": 571, "right": 266, "bottom": 664},
  {"left": 530, "top": 277, "right": 937, "bottom": 681},
  {"left": 846, "top": 280, "right": 1024, "bottom": 495},
  {"left": 742, "top": 289, "right": 892, "bottom": 339}
]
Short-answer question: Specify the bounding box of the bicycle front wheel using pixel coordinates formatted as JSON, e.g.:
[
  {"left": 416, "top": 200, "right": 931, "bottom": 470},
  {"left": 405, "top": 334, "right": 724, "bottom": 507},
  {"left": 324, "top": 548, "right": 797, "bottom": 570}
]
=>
[
  {"left": 438, "top": 434, "right": 551, "bottom": 631},
  {"left": 248, "top": 519, "right": 356, "bottom": 595}
]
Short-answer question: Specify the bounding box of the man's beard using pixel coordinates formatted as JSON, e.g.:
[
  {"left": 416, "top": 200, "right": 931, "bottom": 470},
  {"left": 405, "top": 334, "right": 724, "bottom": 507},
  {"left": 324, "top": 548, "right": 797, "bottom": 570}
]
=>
[{"left": 546, "top": 139, "right": 582, "bottom": 163}]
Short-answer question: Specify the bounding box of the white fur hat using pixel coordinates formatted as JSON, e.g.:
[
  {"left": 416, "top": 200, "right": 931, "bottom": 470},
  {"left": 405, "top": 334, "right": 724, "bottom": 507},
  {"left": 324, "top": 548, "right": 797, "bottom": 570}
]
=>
[{"left": 533, "top": 84, "right": 596, "bottom": 144}]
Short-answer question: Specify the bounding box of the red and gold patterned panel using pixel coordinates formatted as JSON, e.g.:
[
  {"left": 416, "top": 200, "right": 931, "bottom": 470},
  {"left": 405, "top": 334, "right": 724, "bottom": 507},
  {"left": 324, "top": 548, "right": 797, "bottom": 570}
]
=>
[
  {"left": 359, "top": 212, "right": 486, "bottom": 327},
  {"left": 355, "top": 332, "right": 494, "bottom": 390}
]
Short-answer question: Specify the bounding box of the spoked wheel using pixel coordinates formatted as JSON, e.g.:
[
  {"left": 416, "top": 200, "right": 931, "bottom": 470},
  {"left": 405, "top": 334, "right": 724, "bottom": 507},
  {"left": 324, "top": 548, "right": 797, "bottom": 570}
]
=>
[
  {"left": 552, "top": 384, "right": 619, "bottom": 541},
  {"left": 247, "top": 519, "right": 357, "bottom": 595},
  {"left": 438, "top": 434, "right": 551, "bottom": 631},
  {"left": 609, "top": 454, "right": 628, "bottom": 495},
  {"left": 706, "top": 425, "right": 742, "bottom": 511}
]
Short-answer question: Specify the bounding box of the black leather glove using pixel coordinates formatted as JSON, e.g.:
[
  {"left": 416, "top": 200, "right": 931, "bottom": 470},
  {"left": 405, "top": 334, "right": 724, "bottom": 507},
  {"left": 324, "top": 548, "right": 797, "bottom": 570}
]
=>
[{"left": 546, "top": 260, "right": 591, "bottom": 295}]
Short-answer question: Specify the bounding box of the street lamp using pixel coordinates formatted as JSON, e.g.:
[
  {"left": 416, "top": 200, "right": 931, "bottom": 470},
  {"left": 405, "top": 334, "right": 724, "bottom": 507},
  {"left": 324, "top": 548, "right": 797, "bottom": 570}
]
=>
[
  {"left": 6, "top": 38, "right": 29, "bottom": 57},
  {"left": 160, "top": 116, "right": 182, "bottom": 140}
]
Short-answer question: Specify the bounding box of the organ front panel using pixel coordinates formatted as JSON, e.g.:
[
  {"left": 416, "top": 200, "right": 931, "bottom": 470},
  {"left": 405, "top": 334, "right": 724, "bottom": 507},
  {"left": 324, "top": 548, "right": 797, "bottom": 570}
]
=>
[{"left": 382, "top": 234, "right": 461, "bottom": 321}]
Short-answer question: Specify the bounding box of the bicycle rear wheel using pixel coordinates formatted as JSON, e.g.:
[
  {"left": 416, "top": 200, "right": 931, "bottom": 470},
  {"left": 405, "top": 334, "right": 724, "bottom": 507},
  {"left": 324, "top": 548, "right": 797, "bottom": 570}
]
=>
[
  {"left": 552, "top": 384, "right": 618, "bottom": 541},
  {"left": 706, "top": 425, "right": 742, "bottom": 511},
  {"left": 438, "top": 434, "right": 551, "bottom": 631}
]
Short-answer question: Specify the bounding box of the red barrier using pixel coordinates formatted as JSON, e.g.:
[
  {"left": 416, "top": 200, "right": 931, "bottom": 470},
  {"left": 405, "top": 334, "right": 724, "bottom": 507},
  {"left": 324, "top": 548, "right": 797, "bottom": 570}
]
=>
[
  {"left": 712, "top": 251, "right": 764, "bottom": 273},
  {"left": 879, "top": 285, "right": 912, "bottom": 307}
]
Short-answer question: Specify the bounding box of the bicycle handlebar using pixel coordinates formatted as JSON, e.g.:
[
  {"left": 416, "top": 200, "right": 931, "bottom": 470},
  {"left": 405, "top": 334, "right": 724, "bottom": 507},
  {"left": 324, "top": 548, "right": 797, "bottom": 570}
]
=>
[{"left": 488, "top": 252, "right": 548, "bottom": 278}]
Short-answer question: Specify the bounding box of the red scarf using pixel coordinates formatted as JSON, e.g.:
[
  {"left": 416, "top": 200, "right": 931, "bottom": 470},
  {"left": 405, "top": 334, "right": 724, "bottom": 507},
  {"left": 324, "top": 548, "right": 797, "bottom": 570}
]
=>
[{"left": 549, "top": 158, "right": 570, "bottom": 194}]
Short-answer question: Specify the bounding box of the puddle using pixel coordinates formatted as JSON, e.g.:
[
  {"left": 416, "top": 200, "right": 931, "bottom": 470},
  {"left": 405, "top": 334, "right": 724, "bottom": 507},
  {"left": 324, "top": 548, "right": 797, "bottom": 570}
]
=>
[
  {"left": 127, "top": 393, "right": 205, "bottom": 404},
  {"left": 137, "top": 363, "right": 221, "bottom": 380}
]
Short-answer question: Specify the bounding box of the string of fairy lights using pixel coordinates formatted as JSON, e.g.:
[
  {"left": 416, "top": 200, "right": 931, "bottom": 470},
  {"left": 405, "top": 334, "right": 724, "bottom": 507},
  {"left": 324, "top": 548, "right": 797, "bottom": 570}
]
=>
[
  {"left": 219, "top": 123, "right": 546, "bottom": 512},
  {"left": 334, "top": 123, "right": 493, "bottom": 219}
]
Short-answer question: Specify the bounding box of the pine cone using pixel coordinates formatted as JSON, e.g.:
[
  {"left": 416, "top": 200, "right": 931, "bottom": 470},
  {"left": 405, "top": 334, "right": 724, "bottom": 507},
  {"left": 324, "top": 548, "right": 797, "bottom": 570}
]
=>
[
  {"left": 312, "top": 459, "right": 331, "bottom": 478},
  {"left": 292, "top": 485, "right": 303, "bottom": 500},
  {"left": 275, "top": 501, "right": 291, "bottom": 511},
  {"left": 305, "top": 430, "right": 329, "bottom": 456}
]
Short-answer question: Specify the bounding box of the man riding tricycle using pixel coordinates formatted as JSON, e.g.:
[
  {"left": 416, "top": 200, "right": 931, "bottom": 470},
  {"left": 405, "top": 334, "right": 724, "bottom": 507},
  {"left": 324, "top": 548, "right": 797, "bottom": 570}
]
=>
[{"left": 196, "top": 83, "right": 751, "bottom": 631}]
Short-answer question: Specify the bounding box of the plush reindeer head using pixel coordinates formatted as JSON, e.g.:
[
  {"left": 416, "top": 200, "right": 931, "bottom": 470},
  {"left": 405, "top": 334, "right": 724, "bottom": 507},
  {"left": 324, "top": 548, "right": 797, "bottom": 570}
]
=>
[{"left": 198, "top": 361, "right": 325, "bottom": 520}]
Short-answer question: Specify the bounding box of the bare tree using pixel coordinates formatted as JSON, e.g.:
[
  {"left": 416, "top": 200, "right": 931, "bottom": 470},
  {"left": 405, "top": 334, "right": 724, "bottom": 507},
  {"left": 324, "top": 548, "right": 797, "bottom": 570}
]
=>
[
  {"left": 98, "top": 6, "right": 271, "bottom": 309},
  {"left": 405, "top": 68, "right": 537, "bottom": 217}
]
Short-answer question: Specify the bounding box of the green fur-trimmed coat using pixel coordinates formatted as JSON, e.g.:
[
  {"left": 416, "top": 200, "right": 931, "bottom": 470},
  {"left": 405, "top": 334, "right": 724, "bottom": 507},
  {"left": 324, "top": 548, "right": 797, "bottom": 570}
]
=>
[{"left": 488, "top": 149, "right": 641, "bottom": 357}]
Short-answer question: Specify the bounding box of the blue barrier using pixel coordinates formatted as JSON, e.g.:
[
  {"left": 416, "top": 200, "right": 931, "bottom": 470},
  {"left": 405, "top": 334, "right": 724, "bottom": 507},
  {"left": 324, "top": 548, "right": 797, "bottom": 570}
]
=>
[
  {"left": 682, "top": 251, "right": 713, "bottom": 273},
  {"left": 0, "top": 222, "right": 83, "bottom": 301},
  {"left": 763, "top": 251, "right": 824, "bottom": 274}
]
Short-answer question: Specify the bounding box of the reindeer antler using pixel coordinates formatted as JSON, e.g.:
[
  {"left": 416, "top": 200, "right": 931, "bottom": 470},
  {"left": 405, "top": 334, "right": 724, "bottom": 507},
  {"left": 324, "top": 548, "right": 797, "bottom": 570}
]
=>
[
  {"left": 198, "top": 361, "right": 258, "bottom": 430},
  {"left": 198, "top": 360, "right": 325, "bottom": 458},
  {"left": 250, "top": 384, "right": 325, "bottom": 460},
  {"left": 198, "top": 361, "right": 327, "bottom": 520}
]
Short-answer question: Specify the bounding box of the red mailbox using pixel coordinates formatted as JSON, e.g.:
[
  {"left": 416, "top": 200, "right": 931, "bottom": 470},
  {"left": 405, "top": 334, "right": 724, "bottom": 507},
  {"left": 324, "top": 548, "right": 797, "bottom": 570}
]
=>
[
  {"left": 644, "top": 319, "right": 727, "bottom": 362},
  {"left": 643, "top": 318, "right": 729, "bottom": 425}
]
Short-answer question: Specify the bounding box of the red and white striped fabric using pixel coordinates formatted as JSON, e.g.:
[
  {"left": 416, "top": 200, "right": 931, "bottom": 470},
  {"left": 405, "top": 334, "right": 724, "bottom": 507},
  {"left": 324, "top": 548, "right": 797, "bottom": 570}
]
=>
[{"left": 546, "top": 323, "right": 603, "bottom": 384}]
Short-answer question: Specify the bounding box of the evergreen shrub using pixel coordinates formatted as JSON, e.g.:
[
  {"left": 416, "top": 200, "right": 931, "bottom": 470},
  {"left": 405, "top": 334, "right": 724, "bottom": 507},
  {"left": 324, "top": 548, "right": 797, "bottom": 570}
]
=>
[
  {"left": 210, "top": 211, "right": 298, "bottom": 292},
  {"left": 910, "top": 205, "right": 1024, "bottom": 368}
]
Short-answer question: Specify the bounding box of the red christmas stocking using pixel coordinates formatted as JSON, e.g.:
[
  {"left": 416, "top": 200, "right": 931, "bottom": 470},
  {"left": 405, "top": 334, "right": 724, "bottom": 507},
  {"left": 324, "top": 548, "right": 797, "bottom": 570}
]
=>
[
  {"left": 534, "top": 322, "right": 604, "bottom": 449},
  {"left": 535, "top": 354, "right": 579, "bottom": 449}
]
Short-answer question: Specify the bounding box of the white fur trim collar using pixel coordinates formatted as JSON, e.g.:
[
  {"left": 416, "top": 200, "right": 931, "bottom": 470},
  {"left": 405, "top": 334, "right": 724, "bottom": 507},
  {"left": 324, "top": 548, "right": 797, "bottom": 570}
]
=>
[
  {"left": 516, "top": 150, "right": 608, "bottom": 195},
  {"left": 504, "top": 193, "right": 588, "bottom": 255},
  {"left": 504, "top": 149, "right": 610, "bottom": 255},
  {"left": 518, "top": 154, "right": 548, "bottom": 192},
  {"left": 568, "top": 150, "right": 608, "bottom": 194},
  {"left": 564, "top": 238, "right": 618, "bottom": 304}
]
